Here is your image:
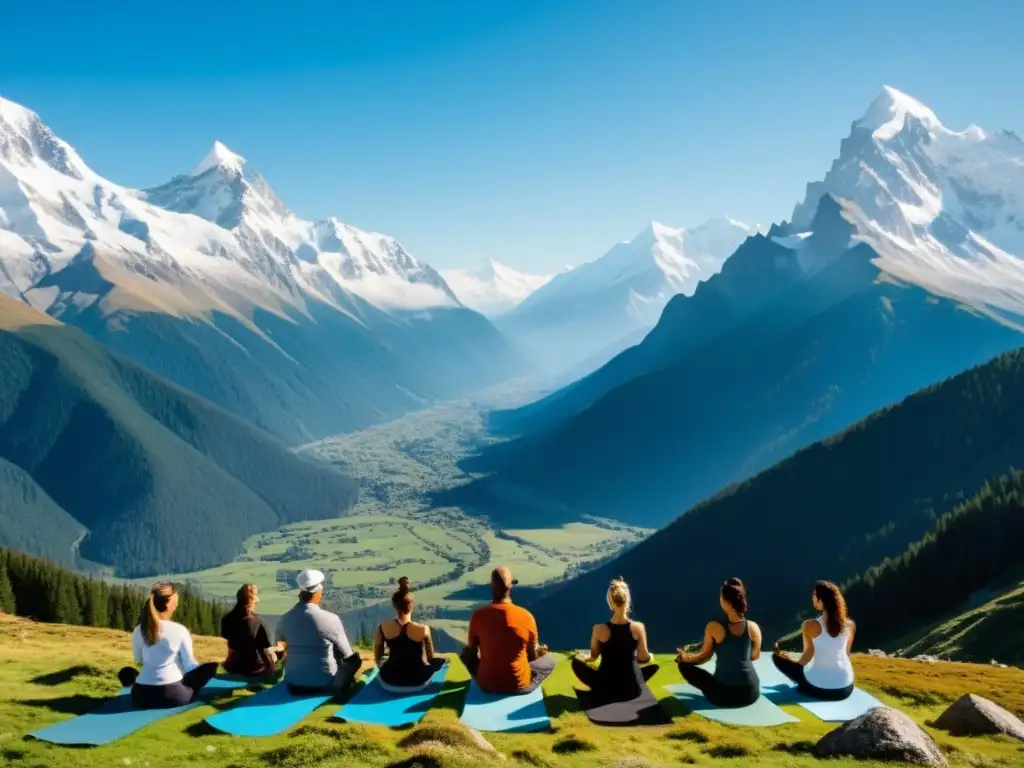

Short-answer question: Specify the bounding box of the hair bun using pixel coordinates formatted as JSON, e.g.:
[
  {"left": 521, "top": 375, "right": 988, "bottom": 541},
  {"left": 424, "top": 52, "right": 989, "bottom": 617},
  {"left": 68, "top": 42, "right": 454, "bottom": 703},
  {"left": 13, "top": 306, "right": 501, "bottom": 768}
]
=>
[{"left": 397, "top": 576, "right": 410, "bottom": 592}]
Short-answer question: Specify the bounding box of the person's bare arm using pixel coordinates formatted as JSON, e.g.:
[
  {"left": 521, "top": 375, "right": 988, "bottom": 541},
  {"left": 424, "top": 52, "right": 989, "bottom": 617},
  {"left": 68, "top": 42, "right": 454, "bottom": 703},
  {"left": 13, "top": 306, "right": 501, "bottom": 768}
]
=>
[
  {"left": 748, "top": 621, "right": 762, "bottom": 661},
  {"left": 676, "top": 622, "right": 718, "bottom": 665},
  {"left": 422, "top": 626, "right": 436, "bottom": 662},
  {"left": 846, "top": 619, "right": 857, "bottom": 653},
  {"left": 586, "top": 624, "right": 602, "bottom": 662},
  {"left": 796, "top": 620, "right": 817, "bottom": 665},
  {"left": 373, "top": 624, "right": 385, "bottom": 666},
  {"left": 633, "top": 622, "right": 653, "bottom": 664}
]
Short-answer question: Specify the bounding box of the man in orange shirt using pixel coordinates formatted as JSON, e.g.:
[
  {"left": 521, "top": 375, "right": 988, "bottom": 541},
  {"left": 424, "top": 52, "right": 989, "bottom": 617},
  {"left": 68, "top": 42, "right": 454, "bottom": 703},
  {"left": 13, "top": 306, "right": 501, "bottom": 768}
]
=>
[{"left": 460, "top": 566, "right": 557, "bottom": 694}]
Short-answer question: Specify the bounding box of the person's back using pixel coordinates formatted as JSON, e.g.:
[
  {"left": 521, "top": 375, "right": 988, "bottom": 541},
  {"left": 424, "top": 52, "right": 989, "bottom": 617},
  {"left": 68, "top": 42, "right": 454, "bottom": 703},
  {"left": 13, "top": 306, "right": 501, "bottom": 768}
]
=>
[
  {"left": 805, "top": 617, "right": 854, "bottom": 689},
  {"left": 221, "top": 607, "right": 271, "bottom": 676},
  {"left": 278, "top": 601, "right": 341, "bottom": 688},
  {"left": 596, "top": 622, "right": 639, "bottom": 690},
  {"left": 470, "top": 602, "right": 536, "bottom": 692},
  {"left": 133, "top": 619, "right": 193, "bottom": 685},
  {"left": 712, "top": 619, "right": 758, "bottom": 688},
  {"left": 276, "top": 570, "right": 360, "bottom": 694}
]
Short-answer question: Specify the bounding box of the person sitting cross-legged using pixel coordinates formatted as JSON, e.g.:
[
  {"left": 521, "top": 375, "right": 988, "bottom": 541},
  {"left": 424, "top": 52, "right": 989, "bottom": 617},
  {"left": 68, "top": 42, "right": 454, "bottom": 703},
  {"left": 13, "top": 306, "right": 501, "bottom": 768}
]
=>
[
  {"left": 117, "top": 582, "right": 220, "bottom": 709},
  {"left": 275, "top": 569, "right": 362, "bottom": 695},
  {"left": 675, "top": 578, "right": 762, "bottom": 708},
  {"left": 221, "top": 583, "right": 284, "bottom": 679},
  {"left": 460, "top": 567, "right": 557, "bottom": 694},
  {"left": 772, "top": 580, "right": 856, "bottom": 701},
  {"left": 374, "top": 577, "right": 446, "bottom": 690},
  {"left": 571, "top": 577, "right": 659, "bottom": 702}
]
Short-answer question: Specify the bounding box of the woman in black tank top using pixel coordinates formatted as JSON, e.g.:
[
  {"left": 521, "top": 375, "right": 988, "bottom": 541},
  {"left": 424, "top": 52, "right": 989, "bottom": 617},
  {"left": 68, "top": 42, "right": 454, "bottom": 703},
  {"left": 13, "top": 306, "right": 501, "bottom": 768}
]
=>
[
  {"left": 374, "top": 578, "right": 446, "bottom": 689},
  {"left": 571, "top": 578, "right": 659, "bottom": 702},
  {"left": 675, "top": 578, "right": 762, "bottom": 708}
]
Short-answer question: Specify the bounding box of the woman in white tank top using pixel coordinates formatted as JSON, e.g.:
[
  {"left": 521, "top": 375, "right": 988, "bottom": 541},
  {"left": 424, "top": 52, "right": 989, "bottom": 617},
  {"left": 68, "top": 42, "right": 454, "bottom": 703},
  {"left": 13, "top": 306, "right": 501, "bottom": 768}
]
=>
[{"left": 771, "top": 581, "right": 856, "bottom": 701}]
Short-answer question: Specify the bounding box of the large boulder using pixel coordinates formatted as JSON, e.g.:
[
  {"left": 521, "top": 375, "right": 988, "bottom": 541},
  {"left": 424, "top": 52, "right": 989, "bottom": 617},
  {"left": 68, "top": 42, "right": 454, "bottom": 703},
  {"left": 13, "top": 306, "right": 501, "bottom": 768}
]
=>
[
  {"left": 933, "top": 694, "right": 1024, "bottom": 742},
  {"left": 814, "top": 707, "right": 947, "bottom": 767}
]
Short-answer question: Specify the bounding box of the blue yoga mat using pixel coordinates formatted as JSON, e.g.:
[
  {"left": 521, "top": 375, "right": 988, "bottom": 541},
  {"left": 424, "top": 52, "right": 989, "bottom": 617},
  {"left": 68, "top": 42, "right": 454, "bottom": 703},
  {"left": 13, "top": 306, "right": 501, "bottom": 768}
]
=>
[
  {"left": 334, "top": 663, "right": 450, "bottom": 727},
  {"left": 459, "top": 680, "right": 550, "bottom": 733},
  {"left": 205, "top": 682, "right": 333, "bottom": 737},
  {"left": 764, "top": 683, "right": 883, "bottom": 722},
  {"left": 664, "top": 684, "right": 799, "bottom": 726},
  {"left": 28, "top": 678, "right": 246, "bottom": 746}
]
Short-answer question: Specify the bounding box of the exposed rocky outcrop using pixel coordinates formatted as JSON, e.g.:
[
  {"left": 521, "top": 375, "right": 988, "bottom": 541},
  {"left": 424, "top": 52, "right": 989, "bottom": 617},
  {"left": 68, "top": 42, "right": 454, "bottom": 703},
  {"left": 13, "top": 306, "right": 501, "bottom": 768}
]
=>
[
  {"left": 933, "top": 694, "right": 1024, "bottom": 742},
  {"left": 814, "top": 707, "right": 947, "bottom": 766}
]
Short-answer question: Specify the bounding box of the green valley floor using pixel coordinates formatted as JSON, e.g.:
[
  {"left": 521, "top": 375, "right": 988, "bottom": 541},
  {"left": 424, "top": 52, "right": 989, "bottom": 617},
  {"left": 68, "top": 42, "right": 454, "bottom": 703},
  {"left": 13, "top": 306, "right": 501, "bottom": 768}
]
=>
[{"left": 3, "top": 615, "right": 1023, "bottom": 768}]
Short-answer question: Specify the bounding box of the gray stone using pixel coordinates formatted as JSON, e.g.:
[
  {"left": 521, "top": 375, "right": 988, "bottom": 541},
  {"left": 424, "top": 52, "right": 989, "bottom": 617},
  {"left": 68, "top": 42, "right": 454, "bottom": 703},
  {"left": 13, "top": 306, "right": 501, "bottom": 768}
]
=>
[
  {"left": 933, "top": 694, "right": 1024, "bottom": 742},
  {"left": 814, "top": 707, "right": 947, "bottom": 766}
]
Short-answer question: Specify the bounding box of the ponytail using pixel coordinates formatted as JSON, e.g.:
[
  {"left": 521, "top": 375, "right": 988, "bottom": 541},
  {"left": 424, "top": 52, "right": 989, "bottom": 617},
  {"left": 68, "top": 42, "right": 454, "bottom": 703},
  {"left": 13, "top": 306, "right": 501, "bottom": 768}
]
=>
[
  {"left": 392, "top": 576, "right": 414, "bottom": 614},
  {"left": 814, "top": 581, "right": 848, "bottom": 637},
  {"left": 140, "top": 582, "right": 176, "bottom": 646}
]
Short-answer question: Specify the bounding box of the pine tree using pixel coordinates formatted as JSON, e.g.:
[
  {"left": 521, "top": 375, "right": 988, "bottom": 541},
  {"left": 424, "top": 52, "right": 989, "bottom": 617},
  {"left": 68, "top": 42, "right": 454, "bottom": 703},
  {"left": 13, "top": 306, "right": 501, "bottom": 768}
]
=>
[{"left": 0, "top": 564, "right": 15, "bottom": 614}]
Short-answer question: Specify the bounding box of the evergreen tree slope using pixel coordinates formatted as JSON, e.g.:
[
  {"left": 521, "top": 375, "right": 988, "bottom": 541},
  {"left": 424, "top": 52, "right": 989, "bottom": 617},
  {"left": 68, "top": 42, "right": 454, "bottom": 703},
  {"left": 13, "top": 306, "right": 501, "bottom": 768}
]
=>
[
  {"left": 843, "top": 469, "right": 1024, "bottom": 655},
  {"left": 0, "top": 547, "right": 226, "bottom": 636},
  {"left": 525, "top": 344, "right": 1024, "bottom": 649},
  {"left": 0, "top": 295, "right": 358, "bottom": 577}
]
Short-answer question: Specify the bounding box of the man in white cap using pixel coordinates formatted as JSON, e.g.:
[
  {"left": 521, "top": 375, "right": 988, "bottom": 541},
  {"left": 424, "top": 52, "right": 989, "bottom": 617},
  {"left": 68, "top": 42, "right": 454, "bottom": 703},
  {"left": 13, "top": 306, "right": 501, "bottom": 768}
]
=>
[{"left": 274, "top": 569, "right": 362, "bottom": 694}]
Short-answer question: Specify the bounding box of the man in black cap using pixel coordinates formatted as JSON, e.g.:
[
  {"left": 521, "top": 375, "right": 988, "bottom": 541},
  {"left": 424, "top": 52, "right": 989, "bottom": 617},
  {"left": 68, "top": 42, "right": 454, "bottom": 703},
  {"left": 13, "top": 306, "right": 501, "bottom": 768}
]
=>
[{"left": 460, "top": 566, "right": 556, "bottom": 693}]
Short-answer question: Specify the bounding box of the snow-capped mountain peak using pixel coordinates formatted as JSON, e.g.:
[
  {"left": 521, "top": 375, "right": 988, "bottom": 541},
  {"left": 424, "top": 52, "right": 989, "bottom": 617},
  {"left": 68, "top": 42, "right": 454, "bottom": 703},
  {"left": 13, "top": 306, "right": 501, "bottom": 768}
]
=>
[
  {"left": 0, "top": 94, "right": 462, "bottom": 318},
  {"left": 857, "top": 85, "right": 944, "bottom": 141},
  {"left": 787, "top": 86, "right": 1024, "bottom": 317},
  {"left": 190, "top": 140, "right": 246, "bottom": 177},
  {"left": 0, "top": 96, "right": 92, "bottom": 180},
  {"left": 442, "top": 259, "right": 553, "bottom": 316}
]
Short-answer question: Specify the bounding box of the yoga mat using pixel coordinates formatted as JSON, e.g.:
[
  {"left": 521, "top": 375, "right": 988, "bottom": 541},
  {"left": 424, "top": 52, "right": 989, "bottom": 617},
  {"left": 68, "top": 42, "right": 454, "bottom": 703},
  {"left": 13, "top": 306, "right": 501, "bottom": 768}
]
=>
[
  {"left": 577, "top": 687, "right": 669, "bottom": 726},
  {"left": 334, "top": 663, "right": 450, "bottom": 727},
  {"left": 205, "top": 682, "right": 333, "bottom": 737},
  {"left": 459, "top": 680, "right": 550, "bottom": 733},
  {"left": 575, "top": 661, "right": 668, "bottom": 726},
  {"left": 664, "top": 684, "right": 799, "bottom": 726},
  {"left": 764, "top": 683, "right": 883, "bottom": 722},
  {"left": 28, "top": 678, "right": 245, "bottom": 746}
]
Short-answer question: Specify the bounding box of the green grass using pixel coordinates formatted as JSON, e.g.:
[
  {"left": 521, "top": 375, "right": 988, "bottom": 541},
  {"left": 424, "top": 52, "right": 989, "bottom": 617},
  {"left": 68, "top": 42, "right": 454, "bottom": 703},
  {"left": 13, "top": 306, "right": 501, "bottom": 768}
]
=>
[
  {"left": 4, "top": 615, "right": 1024, "bottom": 768},
  {"left": 892, "top": 580, "right": 1024, "bottom": 666}
]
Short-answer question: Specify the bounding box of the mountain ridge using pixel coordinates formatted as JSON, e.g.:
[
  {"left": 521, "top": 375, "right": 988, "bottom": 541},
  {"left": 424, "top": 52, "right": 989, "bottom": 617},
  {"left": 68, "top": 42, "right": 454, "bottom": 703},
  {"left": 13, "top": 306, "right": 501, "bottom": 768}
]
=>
[{"left": 0, "top": 96, "right": 524, "bottom": 443}]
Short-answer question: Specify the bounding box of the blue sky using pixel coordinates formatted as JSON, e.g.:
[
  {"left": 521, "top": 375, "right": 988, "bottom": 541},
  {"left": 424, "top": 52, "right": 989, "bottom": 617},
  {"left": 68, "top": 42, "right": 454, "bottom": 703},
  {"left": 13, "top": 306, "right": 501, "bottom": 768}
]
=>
[{"left": 4, "top": 0, "right": 1023, "bottom": 273}]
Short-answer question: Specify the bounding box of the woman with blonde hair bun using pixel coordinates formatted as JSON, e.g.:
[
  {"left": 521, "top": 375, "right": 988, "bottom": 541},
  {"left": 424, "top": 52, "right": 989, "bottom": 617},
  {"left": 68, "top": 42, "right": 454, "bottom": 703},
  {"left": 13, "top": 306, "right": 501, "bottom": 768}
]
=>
[
  {"left": 571, "top": 577, "right": 658, "bottom": 701},
  {"left": 117, "top": 582, "right": 219, "bottom": 709}
]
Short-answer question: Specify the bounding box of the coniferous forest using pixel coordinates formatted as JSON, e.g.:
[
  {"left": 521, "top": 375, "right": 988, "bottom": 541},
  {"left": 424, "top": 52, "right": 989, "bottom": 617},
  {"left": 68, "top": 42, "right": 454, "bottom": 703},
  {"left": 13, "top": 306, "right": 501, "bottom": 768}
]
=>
[
  {"left": 0, "top": 548, "right": 226, "bottom": 637},
  {"left": 842, "top": 468, "right": 1024, "bottom": 648}
]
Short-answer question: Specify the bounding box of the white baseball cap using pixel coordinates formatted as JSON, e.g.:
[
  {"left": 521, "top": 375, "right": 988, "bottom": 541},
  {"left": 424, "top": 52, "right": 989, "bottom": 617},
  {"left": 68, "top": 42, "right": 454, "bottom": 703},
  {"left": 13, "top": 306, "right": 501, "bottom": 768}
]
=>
[{"left": 296, "top": 569, "right": 325, "bottom": 592}]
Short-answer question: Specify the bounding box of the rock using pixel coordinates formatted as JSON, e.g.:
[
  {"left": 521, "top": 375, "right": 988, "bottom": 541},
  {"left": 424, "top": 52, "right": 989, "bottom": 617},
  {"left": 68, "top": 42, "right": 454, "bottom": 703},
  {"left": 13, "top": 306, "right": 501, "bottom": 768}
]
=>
[
  {"left": 933, "top": 694, "right": 1024, "bottom": 742},
  {"left": 867, "top": 649, "right": 890, "bottom": 658},
  {"left": 912, "top": 654, "right": 941, "bottom": 663},
  {"left": 814, "top": 707, "right": 947, "bottom": 767}
]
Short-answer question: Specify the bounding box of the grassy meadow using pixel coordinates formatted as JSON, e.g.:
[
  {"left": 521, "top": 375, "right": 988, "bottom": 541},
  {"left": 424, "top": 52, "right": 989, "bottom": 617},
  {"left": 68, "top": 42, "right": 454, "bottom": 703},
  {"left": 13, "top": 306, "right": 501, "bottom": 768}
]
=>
[
  {"left": 147, "top": 391, "right": 647, "bottom": 616},
  {"left": 3, "top": 614, "right": 1024, "bottom": 768}
]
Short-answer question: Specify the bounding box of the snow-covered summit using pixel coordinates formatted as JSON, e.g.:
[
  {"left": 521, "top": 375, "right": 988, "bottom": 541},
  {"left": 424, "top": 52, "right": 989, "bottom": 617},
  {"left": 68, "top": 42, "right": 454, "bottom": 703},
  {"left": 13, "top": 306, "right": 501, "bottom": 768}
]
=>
[
  {"left": 856, "top": 85, "right": 944, "bottom": 141},
  {"left": 0, "top": 95, "right": 463, "bottom": 318},
  {"left": 788, "top": 86, "right": 1024, "bottom": 316},
  {"left": 0, "top": 96, "right": 92, "bottom": 180},
  {"left": 499, "top": 216, "right": 753, "bottom": 371},
  {"left": 442, "top": 259, "right": 553, "bottom": 316},
  {"left": 190, "top": 140, "right": 246, "bottom": 177}
]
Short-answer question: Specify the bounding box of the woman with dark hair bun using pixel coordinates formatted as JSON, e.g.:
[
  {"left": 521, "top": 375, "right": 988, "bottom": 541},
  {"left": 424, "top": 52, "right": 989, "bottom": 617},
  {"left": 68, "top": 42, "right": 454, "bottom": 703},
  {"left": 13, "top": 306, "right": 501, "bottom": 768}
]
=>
[
  {"left": 373, "top": 577, "right": 446, "bottom": 690},
  {"left": 674, "top": 578, "right": 762, "bottom": 708},
  {"left": 772, "top": 581, "right": 856, "bottom": 701}
]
